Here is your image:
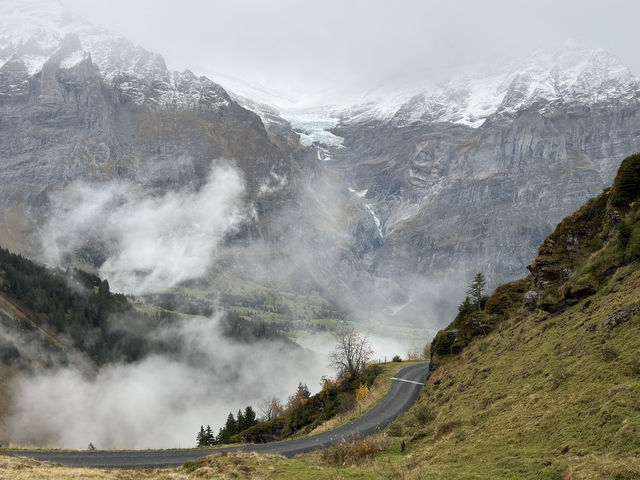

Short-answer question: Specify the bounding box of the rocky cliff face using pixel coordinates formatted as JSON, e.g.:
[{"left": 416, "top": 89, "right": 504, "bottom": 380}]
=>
[
  {"left": 0, "top": 0, "right": 386, "bottom": 320},
  {"left": 0, "top": 32, "right": 299, "bottom": 196},
  {"left": 327, "top": 44, "right": 640, "bottom": 290},
  {"left": 0, "top": 1, "right": 315, "bottom": 246}
]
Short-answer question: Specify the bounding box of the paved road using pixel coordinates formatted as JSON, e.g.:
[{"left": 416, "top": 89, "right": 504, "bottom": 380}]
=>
[{"left": 11, "top": 362, "right": 429, "bottom": 469}]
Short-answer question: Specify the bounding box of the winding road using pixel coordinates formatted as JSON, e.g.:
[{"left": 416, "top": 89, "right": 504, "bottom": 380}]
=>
[{"left": 11, "top": 362, "right": 429, "bottom": 469}]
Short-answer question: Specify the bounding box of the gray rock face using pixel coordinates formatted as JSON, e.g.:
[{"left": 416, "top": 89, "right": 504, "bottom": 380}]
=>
[
  {"left": 0, "top": 4, "right": 385, "bottom": 316},
  {"left": 523, "top": 290, "right": 539, "bottom": 309},
  {"left": 317, "top": 42, "right": 640, "bottom": 294},
  {"left": 0, "top": 48, "right": 292, "bottom": 190},
  {"left": 0, "top": 2, "right": 308, "bottom": 205},
  {"left": 330, "top": 99, "right": 640, "bottom": 288},
  {"left": 0, "top": 23, "right": 312, "bottom": 246}
]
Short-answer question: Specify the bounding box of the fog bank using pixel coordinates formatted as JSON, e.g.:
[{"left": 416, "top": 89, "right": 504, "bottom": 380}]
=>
[
  {"left": 42, "top": 166, "right": 246, "bottom": 295},
  {"left": 7, "top": 315, "right": 326, "bottom": 449}
]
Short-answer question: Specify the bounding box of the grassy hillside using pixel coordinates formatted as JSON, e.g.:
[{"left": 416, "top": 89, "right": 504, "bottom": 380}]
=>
[{"left": 387, "top": 152, "right": 640, "bottom": 479}]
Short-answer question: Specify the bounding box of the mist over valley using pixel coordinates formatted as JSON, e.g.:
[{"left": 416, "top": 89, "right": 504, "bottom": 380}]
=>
[{"left": 0, "top": 3, "right": 639, "bottom": 476}]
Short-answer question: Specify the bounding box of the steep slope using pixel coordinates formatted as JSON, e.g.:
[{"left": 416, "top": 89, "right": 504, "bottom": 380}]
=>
[{"left": 396, "top": 153, "right": 640, "bottom": 478}]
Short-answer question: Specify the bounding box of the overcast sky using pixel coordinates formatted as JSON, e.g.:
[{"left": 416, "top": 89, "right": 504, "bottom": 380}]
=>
[{"left": 62, "top": 0, "right": 639, "bottom": 106}]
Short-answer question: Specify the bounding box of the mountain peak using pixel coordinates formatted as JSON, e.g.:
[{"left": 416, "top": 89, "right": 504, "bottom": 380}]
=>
[
  {"left": 0, "top": 0, "right": 234, "bottom": 110},
  {"left": 339, "top": 42, "right": 639, "bottom": 129},
  {"left": 561, "top": 37, "right": 581, "bottom": 49}
]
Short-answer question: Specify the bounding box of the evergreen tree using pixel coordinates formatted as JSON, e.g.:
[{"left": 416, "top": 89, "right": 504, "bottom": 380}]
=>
[
  {"left": 226, "top": 412, "right": 237, "bottom": 435},
  {"left": 298, "top": 383, "right": 310, "bottom": 399},
  {"left": 467, "top": 272, "right": 486, "bottom": 310},
  {"left": 99, "top": 279, "right": 110, "bottom": 297},
  {"left": 457, "top": 296, "right": 474, "bottom": 315},
  {"left": 196, "top": 425, "right": 205, "bottom": 447},
  {"left": 243, "top": 405, "right": 257, "bottom": 429},
  {"left": 237, "top": 409, "right": 245, "bottom": 432},
  {"left": 217, "top": 412, "right": 237, "bottom": 444},
  {"left": 205, "top": 424, "right": 214, "bottom": 446}
]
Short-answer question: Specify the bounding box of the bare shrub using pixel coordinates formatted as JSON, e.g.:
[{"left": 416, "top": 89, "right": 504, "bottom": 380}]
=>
[{"left": 321, "top": 436, "right": 391, "bottom": 465}]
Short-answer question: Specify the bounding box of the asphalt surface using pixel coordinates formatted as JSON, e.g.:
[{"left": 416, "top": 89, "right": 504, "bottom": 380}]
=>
[{"left": 11, "top": 362, "right": 429, "bottom": 469}]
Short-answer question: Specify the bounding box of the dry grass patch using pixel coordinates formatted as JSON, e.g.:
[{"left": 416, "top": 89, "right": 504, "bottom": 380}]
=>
[
  {"left": 0, "top": 450, "right": 383, "bottom": 480},
  {"left": 321, "top": 436, "right": 392, "bottom": 466},
  {"left": 0, "top": 450, "right": 186, "bottom": 479}
]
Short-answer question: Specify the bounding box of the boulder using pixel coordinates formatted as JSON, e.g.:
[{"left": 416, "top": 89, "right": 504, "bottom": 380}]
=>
[
  {"left": 523, "top": 290, "right": 539, "bottom": 309},
  {"left": 602, "top": 305, "right": 639, "bottom": 328}
]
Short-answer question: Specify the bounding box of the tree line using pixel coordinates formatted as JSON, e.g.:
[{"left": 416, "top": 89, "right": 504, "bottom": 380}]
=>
[
  {"left": 0, "top": 245, "right": 302, "bottom": 367},
  {"left": 196, "top": 406, "right": 258, "bottom": 447},
  {"left": 195, "top": 329, "right": 380, "bottom": 446}
]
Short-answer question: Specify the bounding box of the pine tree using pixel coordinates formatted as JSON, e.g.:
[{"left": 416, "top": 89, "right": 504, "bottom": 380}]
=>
[
  {"left": 226, "top": 412, "right": 237, "bottom": 436},
  {"left": 217, "top": 412, "right": 237, "bottom": 444},
  {"left": 467, "top": 272, "right": 486, "bottom": 310},
  {"left": 243, "top": 405, "right": 257, "bottom": 429},
  {"left": 457, "top": 296, "right": 474, "bottom": 315},
  {"left": 237, "top": 409, "right": 245, "bottom": 432},
  {"left": 99, "top": 278, "right": 110, "bottom": 297},
  {"left": 196, "top": 425, "right": 205, "bottom": 447},
  {"left": 205, "top": 424, "right": 214, "bottom": 446},
  {"left": 298, "top": 383, "right": 311, "bottom": 399}
]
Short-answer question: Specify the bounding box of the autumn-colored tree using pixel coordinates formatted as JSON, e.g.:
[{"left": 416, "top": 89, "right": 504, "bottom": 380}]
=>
[
  {"left": 329, "top": 327, "right": 374, "bottom": 380},
  {"left": 287, "top": 382, "right": 311, "bottom": 411},
  {"left": 259, "top": 396, "right": 284, "bottom": 421},
  {"left": 356, "top": 383, "right": 369, "bottom": 413},
  {"left": 319, "top": 375, "right": 335, "bottom": 391}
]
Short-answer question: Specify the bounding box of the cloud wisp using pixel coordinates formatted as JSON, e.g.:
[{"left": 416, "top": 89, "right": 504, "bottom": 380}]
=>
[{"left": 42, "top": 165, "right": 246, "bottom": 295}]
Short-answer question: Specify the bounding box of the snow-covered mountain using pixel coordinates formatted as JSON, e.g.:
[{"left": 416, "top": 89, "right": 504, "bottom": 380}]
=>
[
  {"left": 0, "top": 0, "right": 233, "bottom": 109},
  {"left": 0, "top": 0, "right": 298, "bottom": 246},
  {"left": 0, "top": 0, "right": 394, "bottom": 324},
  {"left": 323, "top": 41, "right": 640, "bottom": 293},
  {"left": 3, "top": 0, "right": 640, "bottom": 329},
  {"left": 220, "top": 40, "right": 639, "bottom": 170},
  {"left": 336, "top": 41, "right": 640, "bottom": 129}
]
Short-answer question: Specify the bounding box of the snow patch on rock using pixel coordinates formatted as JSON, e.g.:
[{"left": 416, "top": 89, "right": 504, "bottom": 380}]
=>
[
  {"left": 340, "top": 42, "right": 639, "bottom": 129},
  {"left": 0, "top": 0, "right": 230, "bottom": 111}
]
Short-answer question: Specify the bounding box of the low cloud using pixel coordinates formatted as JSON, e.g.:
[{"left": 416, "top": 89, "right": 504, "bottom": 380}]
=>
[
  {"left": 7, "top": 314, "right": 326, "bottom": 449},
  {"left": 42, "top": 165, "right": 246, "bottom": 295}
]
